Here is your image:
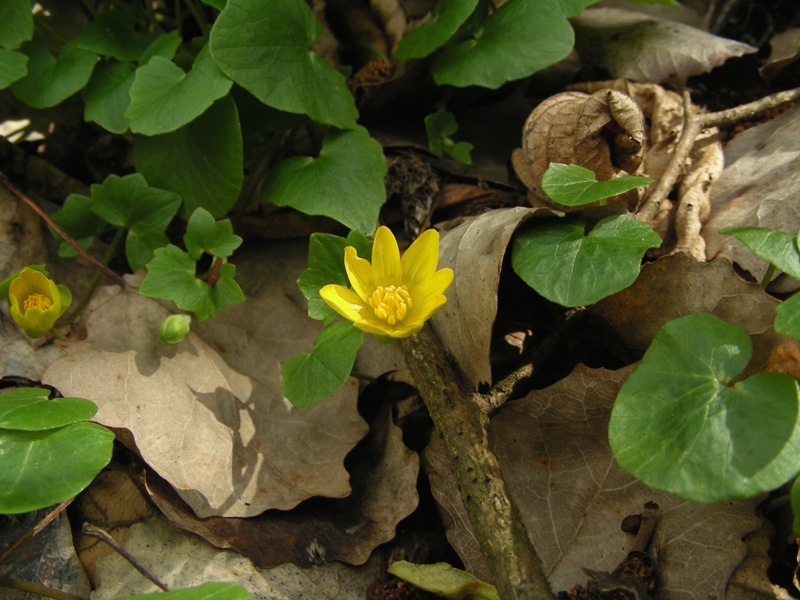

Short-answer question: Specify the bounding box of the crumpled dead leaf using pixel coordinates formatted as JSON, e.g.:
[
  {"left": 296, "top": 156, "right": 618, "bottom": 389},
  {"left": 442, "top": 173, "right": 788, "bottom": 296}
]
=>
[
  {"left": 425, "top": 364, "right": 763, "bottom": 599},
  {"left": 703, "top": 105, "right": 800, "bottom": 287},
  {"left": 760, "top": 28, "right": 800, "bottom": 82},
  {"left": 431, "top": 207, "right": 543, "bottom": 389},
  {"left": 42, "top": 283, "right": 368, "bottom": 518},
  {"left": 91, "top": 516, "right": 383, "bottom": 599},
  {"left": 572, "top": 7, "right": 757, "bottom": 84},
  {"left": 143, "top": 399, "right": 419, "bottom": 568}
]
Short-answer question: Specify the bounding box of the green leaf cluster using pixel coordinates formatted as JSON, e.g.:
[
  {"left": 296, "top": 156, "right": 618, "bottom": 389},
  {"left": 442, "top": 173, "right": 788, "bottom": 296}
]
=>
[
  {"left": 139, "top": 208, "right": 244, "bottom": 321},
  {"left": 425, "top": 110, "right": 473, "bottom": 164},
  {"left": 0, "top": 388, "right": 114, "bottom": 514}
]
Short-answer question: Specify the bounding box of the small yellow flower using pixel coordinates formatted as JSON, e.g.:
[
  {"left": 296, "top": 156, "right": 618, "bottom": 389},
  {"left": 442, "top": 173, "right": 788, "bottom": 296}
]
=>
[
  {"left": 320, "top": 226, "right": 453, "bottom": 338},
  {"left": 8, "top": 268, "right": 72, "bottom": 338}
]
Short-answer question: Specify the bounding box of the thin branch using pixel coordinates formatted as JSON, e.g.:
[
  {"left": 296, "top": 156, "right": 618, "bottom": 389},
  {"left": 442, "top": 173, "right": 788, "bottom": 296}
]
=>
[
  {"left": 700, "top": 86, "right": 800, "bottom": 129},
  {"left": 0, "top": 577, "right": 85, "bottom": 600},
  {"left": 0, "top": 498, "right": 74, "bottom": 566},
  {"left": 0, "top": 172, "right": 127, "bottom": 289},
  {"left": 81, "top": 523, "right": 170, "bottom": 592}
]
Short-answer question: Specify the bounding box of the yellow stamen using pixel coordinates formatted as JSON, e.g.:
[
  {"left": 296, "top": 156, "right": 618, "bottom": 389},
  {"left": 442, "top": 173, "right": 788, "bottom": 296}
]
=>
[
  {"left": 368, "top": 285, "right": 412, "bottom": 325},
  {"left": 23, "top": 293, "right": 52, "bottom": 312}
]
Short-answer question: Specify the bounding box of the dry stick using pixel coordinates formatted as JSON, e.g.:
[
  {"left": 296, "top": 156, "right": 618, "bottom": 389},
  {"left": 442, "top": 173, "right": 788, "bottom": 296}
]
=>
[
  {"left": 636, "top": 86, "right": 800, "bottom": 225},
  {"left": 400, "top": 325, "right": 555, "bottom": 600},
  {"left": 0, "top": 577, "right": 86, "bottom": 600},
  {"left": 0, "top": 172, "right": 127, "bottom": 289},
  {"left": 81, "top": 523, "right": 170, "bottom": 592},
  {"left": 0, "top": 497, "right": 74, "bottom": 566}
]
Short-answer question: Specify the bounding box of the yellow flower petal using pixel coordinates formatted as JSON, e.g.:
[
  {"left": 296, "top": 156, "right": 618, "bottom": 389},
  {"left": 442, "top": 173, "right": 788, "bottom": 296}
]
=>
[
  {"left": 371, "top": 226, "right": 403, "bottom": 287},
  {"left": 320, "top": 284, "right": 369, "bottom": 322},
  {"left": 343, "top": 247, "right": 374, "bottom": 303},
  {"left": 401, "top": 228, "right": 440, "bottom": 287},
  {"left": 8, "top": 268, "right": 69, "bottom": 337}
]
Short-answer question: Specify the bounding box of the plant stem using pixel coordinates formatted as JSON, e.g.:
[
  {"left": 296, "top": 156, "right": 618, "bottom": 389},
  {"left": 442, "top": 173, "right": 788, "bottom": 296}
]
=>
[
  {"left": 761, "top": 263, "right": 777, "bottom": 290},
  {"left": 399, "top": 325, "right": 555, "bottom": 600},
  {"left": 0, "top": 578, "right": 84, "bottom": 600}
]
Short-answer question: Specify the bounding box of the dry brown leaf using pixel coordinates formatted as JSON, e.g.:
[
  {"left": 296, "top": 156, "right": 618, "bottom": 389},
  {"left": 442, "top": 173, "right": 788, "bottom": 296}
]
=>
[
  {"left": 92, "top": 516, "right": 383, "bottom": 599},
  {"left": 42, "top": 284, "right": 368, "bottom": 518},
  {"left": 760, "top": 28, "right": 800, "bottom": 82},
  {"left": 431, "top": 207, "right": 542, "bottom": 389},
  {"left": 572, "top": 8, "right": 756, "bottom": 84},
  {"left": 143, "top": 400, "right": 418, "bottom": 568},
  {"left": 704, "top": 105, "right": 800, "bottom": 284},
  {"left": 725, "top": 517, "right": 785, "bottom": 600},
  {"left": 0, "top": 511, "right": 91, "bottom": 599},
  {"left": 425, "top": 364, "right": 763, "bottom": 599}
]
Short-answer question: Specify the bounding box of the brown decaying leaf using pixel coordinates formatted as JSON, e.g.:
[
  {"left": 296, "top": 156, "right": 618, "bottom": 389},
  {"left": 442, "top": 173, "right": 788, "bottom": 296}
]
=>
[
  {"left": 91, "top": 516, "right": 383, "bottom": 599},
  {"left": 0, "top": 511, "right": 91, "bottom": 599},
  {"left": 704, "top": 105, "right": 800, "bottom": 285},
  {"left": 572, "top": 8, "right": 757, "bottom": 84},
  {"left": 425, "top": 364, "right": 763, "bottom": 600},
  {"left": 42, "top": 284, "right": 368, "bottom": 519},
  {"left": 430, "top": 206, "right": 544, "bottom": 389},
  {"left": 143, "top": 400, "right": 418, "bottom": 568}
]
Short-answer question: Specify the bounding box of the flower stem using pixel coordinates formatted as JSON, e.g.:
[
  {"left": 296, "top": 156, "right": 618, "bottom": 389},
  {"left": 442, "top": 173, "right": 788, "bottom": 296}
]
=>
[{"left": 760, "top": 263, "right": 776, "bottom": 290}]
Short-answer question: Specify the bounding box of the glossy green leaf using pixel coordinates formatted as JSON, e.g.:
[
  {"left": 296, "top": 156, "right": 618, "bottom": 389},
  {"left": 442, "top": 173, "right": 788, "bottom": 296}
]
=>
[
  {"left": 0, "top": 49, "right": 28, "bottom": 88},
  {"left": 394, "top": 0, "right": 480, "bottom": 60},
  {"left": 297, "top": 231, "right": 373, "bottom": 324},
  {"left": 556, "top": 0, "right": 600, "bottom": 17},
  {"left": 610, "top": 313, "right": 800, "bottom": 502},
  {"left": 12, "top": 41, "right": 97, "bottom": 108},
  {"left": 512, "top": 215, "right": 661, "bottom": 307},
  {"left": 77, "top": 10, "right": 158, "bottom": 62},
  {"left": 0, "top": 0, "right": 33, "bottom": 50},
  {"left": 135, "top": 95, "right": 243, "bottom": 219},
  {"left": 433, "top": 0, "right": 574, "bottom": 89},
  {"left": 138, "top": 31, "right": 182, "bottom": 65},
  {"left": 718, "top": 226, "right": 800, "bottom": 280},
  {"left": 261, "top": 126, "right": 386, "bottom": 235},
  {"left": 792, "top": 476, "right": 800, "bottom": 537},
  {"left": 127, "top": 44, "right": 233, "bottom": 135},
  {"left": 389, "top": 561, "right": 499, "bottom": 600},
  {"left": 0, "top": 422, "right": 114, "bottom": 514},
  {"left": 541, "top": 163, "right": 653, "bottom": 206},
  {"left": 282, "top": 321, "right": 362, "bottom": 408},
  {"left": 184, "top": 208, "right": 242, "bottom": 260},
  {"left": 81, "top": 60, "right": 134, "bottom": 133},
  {"left": 775, "top": 293, "right": 800, "bottom": 341},
  {"left": 209, "top": 0, "right": 357, "bottom": 129},
  {"left": 89, "top": 174, "right": 182, "bottom": 271},
  {"left": 118, "top": 582, "right": 255, "bottom": 600},
  {"left": 0, "top": 388, "right": 98, "bottom": 431},
  {"left": 139, "top": 245, "right": 245, "bottom": 321},
  {"left": 51, "top": 194, "right": 108, "bottom": 258}
]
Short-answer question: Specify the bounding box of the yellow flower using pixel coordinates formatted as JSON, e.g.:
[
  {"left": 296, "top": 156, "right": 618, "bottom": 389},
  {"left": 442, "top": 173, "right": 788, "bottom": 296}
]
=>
[
  {"left": 8, "top": 268, "right": 72, "bottom": 338},
  {"left": 320, "top": 226, "right": 453, "bottom": 338}
]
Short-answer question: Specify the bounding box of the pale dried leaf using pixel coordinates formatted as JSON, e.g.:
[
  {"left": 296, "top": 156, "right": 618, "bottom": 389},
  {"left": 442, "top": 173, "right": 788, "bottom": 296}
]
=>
[
  {"left": 92, "top": 516, "right": 382, "bottom": 599},
  {"left": 425, "top": 365, "right": 762, "bottom": 599},
  {"left": 725, "top": 517, "right": 785, "bottom": 600},
  {"left": 572, "top": 8, "right": 756, "bottom": 84},
  {"left": 760, "top": 28, "right": 800, "bottom": 82},
  {"left": 704, "top": 105, "right": 800, "bottom": 284},
  {"left": 143, "top": 402, "right": 419, "bottom": 568},
  {"left": 43, "top": 284, "right": 368, "bottom": 518},
  {"left": 431, "top": 207, "right": 541, "bottom": 389}
]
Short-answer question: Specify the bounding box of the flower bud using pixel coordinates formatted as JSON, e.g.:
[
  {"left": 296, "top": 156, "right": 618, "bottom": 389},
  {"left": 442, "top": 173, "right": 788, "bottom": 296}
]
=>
[{"left": 158, "top": 314, "right": 191, "bottom": 345}]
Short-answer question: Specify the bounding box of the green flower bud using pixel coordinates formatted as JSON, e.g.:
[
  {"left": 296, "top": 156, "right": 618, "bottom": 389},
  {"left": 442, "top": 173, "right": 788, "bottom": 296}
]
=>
[{"left": 158, "top": 314, "right": 191, "bottom": 345}]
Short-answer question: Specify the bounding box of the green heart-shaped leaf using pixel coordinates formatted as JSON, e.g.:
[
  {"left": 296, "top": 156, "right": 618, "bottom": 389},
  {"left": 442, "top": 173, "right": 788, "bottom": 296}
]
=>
[
  {"left": 118, "top": 582, "right": 256, "bottom": 600},
  {"left": 0, "top": 422, "right": 114, "bottom": 514},
  {"left": 719, "top": 226, "right": 800, "bottom": 280},
  {"left": 512, "top": 215, "right": 661, "bottom": 307},
  {"left": 0, "top": 388, "right": 98, "bottom": 431},
  {"left": 541, "top": 163, "right": 652, "bottom": 206},
  {"left": 135, "top": 95, "right": 243, "bottom": 219},
  {"left": 12, "top": 40, "right": 97, "bottom": 108},
  {"left": 81, "top": 60, "right": 134, "bottom": 133},
  {"left": 433, "top": 0, "right": 574, "bottom": 89},
  {"left": 0, "top": 0, "right": 33, "bottom": 50},
  {"left": 0, "top": 49, "right": 28, "bottom": 88},
  {"left": 209, "top": 0, "right": 357, "bottom": 129},
  {"left": 282, "top": 321, "right": 362, "bottom": 408},
  {"left": 126, "top": 44, "right": 233, "bottom": 135},
  {"left": 610, "top": 313, "right": 800, "bottom": 502},
  {"left": 184, "top": 207, "right": 242, "bottom": 260},
  {"left": 776, "top": 293, "right": 800, "bottom": 341},
  {"left": 77, "top": 10, "right": 158, "bottom": 62},
  {"left": 394, "top": 0, "right": 480, "bottom": 60},
  {"left": 261, "top": 126, "right": 386, "bottom": 235}
]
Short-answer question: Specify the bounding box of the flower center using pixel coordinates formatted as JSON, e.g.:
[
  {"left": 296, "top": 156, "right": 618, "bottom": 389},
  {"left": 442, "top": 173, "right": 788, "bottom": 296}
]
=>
[
  {"left": 369, "top": 285, "right": 412, "bottom": 325},
  {"left": 23, "top": 293, "right": 52, "bottom": 312}
]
